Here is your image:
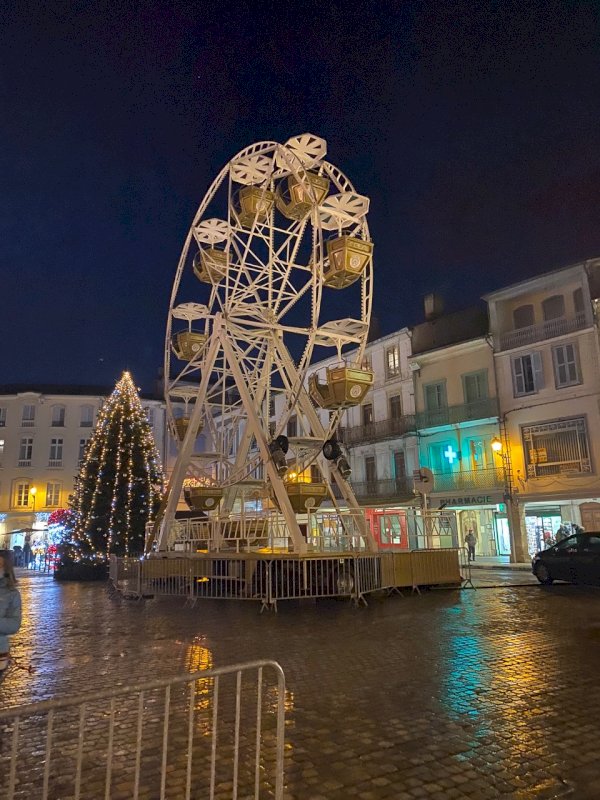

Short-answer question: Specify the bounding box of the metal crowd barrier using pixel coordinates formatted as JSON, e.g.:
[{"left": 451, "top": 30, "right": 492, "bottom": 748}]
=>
[
  {"left": 111, "top": 548, "right": 466, "bottom": 609},
  {"left": 0, "top": 660, "right": 285, "bottom": 800}
]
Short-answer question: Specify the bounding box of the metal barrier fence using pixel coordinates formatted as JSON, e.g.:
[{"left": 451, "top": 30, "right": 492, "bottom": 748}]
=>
[
  {"left": 147, "top": 509, "right": 373, "bottom": 555},
  {"left": 111, "top": 548, "right": 469, "bottom": 609},
  {"left": 0, "top": 660, "right": 285, "bottom": 800}
]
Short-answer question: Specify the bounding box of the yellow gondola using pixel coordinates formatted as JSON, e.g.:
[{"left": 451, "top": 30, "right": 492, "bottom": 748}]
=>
[
  {"left": 236, "top": 186, "right": 275, "bottom": 228},
  {"left": 174, "top": 417, "right": 203, "bottom": 440},
  {"left": 324, "top": 236, "right": 373, "bottom": 289},
  {"left": 275, "top": 171, "right": 330, "bottom": 220},
  {"left": 172, "top": 331, "right": 208, "bottom": 361},
  {"left": 184, "top": 486, "right": 223, "bottom": 512},
  {"left": 271, "top": 481, "right": 329, "bottom": 513},
  {"left": 192, "top": 248, "right": 227, "bottom": 283},
  {"left": 309, "top": 364, "right": 374, "bottom": 409}
]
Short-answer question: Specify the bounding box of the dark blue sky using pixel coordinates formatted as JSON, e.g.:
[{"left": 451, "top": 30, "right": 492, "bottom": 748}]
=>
[{"left": 2, "top": 2, "right": 599, "bottom": 391}]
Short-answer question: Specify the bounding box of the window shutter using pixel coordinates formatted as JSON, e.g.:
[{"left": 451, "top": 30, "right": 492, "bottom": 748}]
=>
[
  {"left": 512, "top": 358, "right": 524, "bottom": 396},
  {"left": 532, "top": 352, "right": 544, "bottom": 390}
]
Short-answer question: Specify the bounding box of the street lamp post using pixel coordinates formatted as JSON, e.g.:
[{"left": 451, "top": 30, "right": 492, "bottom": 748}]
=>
[
  {"left": 491, "top": 436, "right": 527, "bottom": 563},
  {"left": 30, "top": 486, "right": 37, "bottom": 515}
]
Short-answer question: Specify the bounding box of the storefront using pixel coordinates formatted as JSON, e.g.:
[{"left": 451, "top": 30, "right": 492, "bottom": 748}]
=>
[
  {"left": 523, "top": 500, "right": 600, "bottom": 557},
  {"left": 524, "top": 506, "right": 562, "bottom": 555},
  {"left": 433, "top": 491, "right": 509, "bottom": 557},
  {"left": 365, "top": 507, "right": 409, "bottom": 549}
]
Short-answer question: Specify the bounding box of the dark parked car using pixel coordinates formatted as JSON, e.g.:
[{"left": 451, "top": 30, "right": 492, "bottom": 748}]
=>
[{"left": 532, "top": 532, "right": 600, "bottom": 585}]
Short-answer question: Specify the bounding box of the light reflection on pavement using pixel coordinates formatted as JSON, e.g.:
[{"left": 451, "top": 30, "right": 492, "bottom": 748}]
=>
[{"left": 3, "top": 569, "right": 600, "bottom": 798}]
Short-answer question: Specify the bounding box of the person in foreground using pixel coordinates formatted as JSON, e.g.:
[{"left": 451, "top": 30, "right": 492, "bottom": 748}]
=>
[{"left": 0, "top": 550, "right": 22, "bottom": 675}]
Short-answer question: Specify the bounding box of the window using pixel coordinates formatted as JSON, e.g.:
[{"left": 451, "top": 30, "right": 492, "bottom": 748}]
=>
[
  {"left": 462, "top": 370, "right": 488, "bottom": 404},
  {"left": 22, "top": 404, "right": 35, "bottom": 427},
  {"left": 552, "top": 343, "right": 581, "bottom": 388},
  {"left": 0, "top": 407, "right": 6, "bottom": 427},
  {"left": 573, "top": 287, "right": 585, "bottom": 314},
  {"left": 512, "top": 353, "right": 543, "bottom": 396},
  {"left": 45, "top": 482, "right": 61, "bottom": 507},
  {"left": 365, "top": 456, "right": 377, "bottom": 485},
  {"left": 389, "top": 394, "right": 402, "bottom": 419},
  {"left": 145, "top": 407, "right": 154, "bottom": 426},
  {"left": 0, "top": 438, "right": 4, "bottom": 465},
  {"left": 13, "top": 481, "right": 30, "bottom": 508},
  {"left": 78, "top": 438, "right": 88, "bottom": 464},
  {"left": 51, "top": 404, "right": 66, "bottom": 427},
  {"left": 269, "top": 421, "right": 276, "bottom": 437},
  {"left": 385, "top": 345, "right": 400, "bottom": 378},
  {"left": 287, "top": 414, "right": 297, "bottom": 438},
  {"left": 362, "top": 403, "right": 374, "bottom": 426},
  {"left": 523, "top": 417, "right": 591, "bottom": 478},
  {"left": 80, "top": 405, "right": 94, "bottom": 427},
  {"left": 542, "top": 294, "right": 565, "bottom": 321},
  {"left": 49, "top": 438, "right": 63, "bottom": 466},
  {"left": 393, "top": 451, "right": 406, "bottom": 478},
  {"left": 269, "top": 398, "right": 275, "bottom": 418},
  {"left": 429, "top": 441, "right": 456, "bottom": 474},
  {"left": 513, "top": 304, "right": 534, "bottom": 329},
  {"left": 467, "top": 439, "right": 489, "bottom": 470},
  {"left": 424, "top": 382, "right": 446, "bottom": 411},
  {"left": 18, "top": 438, "right": 33, "bottom": 466}
]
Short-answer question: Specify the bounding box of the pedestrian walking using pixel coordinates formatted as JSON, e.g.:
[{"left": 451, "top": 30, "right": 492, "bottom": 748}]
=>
[
  {"left": 465, "top": 530, "right": 476, "bottom": 562},
  {"left": 23, "top": 535, "right": 32, "bottom": 568},
  {"left": 0, "top": 550, "right": 22, "bottom": 675}
]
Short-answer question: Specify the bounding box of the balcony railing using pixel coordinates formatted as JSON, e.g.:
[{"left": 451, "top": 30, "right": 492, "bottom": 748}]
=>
[
  {"left": 431, "top": 467, "right": 504, "bottom": 493},
  {"left": 339, "top": 415, "right": 416, "bottom": 446},
  {"left": 17, "top": 459, "right": 31, "bottom": 467},
  {"left": 350, "top": 476, "right": 415, "bottom": 504},
  {"left": 498, "top": 311, "right": 588, "bottom": 351},
  {"left": 415, "top": 397, "right": 499, "bottom": 429},
  {"left": 48, "top": 459, "right": 63, "bottom": 468}
]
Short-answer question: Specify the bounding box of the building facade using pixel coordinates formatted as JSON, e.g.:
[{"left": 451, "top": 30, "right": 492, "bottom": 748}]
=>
[
  {"left": 338, "top": 329, "right": 418, "bottom": 507},
  {"left": 409, "top": 305, "right": 508, "bottom": 558},
  {"left": 0, "top": 386, "right": 169, "bottom": 549},
  {"left": 486, "top": 257, "right": 600, "bottom": 557}
]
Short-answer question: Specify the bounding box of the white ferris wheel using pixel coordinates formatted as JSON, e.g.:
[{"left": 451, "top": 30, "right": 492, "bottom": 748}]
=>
[{"left": 155, "top": 134, "right": 375, "bottom": 553}]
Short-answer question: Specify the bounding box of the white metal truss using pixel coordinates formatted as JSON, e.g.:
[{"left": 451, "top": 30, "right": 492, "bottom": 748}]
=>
[{"left": 156, "top": 135, "right": 375, "bottom": 552}]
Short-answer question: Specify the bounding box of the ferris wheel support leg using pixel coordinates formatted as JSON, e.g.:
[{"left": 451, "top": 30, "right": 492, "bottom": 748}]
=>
[
  {"left": 219, "top": 329, "right": 308, "bottom": 554},
  {"left": 272, "top": 339, "right": 376, "bottom": 551},
  {"left": 154, "top": 334, "right": 222, "bottom": 553},
  {"left": 221, "top": 376, "right": 270, "bottom": 515}
]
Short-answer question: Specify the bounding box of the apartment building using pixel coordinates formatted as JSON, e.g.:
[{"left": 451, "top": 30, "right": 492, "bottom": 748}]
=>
[
  {"left": 485, "top": 257, "right": 600, "bottom": 556},
  {"left": 408, "top": 300, "right": 508, "bottom": 557},
  {"left": 336, "top": 329, "right": 418, "bottom": 505},
  {"left": 0, "top": 386, "right": 168, "bottom": 548}
]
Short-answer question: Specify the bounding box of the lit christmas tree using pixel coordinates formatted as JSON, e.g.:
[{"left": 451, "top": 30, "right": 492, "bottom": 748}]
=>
[{"left": 64, "top": 372, "right": 165, "bottom": 564}]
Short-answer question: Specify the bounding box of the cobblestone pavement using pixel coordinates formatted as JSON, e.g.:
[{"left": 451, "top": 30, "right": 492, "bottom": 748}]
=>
[
  {"left": 469, "top": 568, "right": 538, "bottom": 588},
  {"left": 3, "top": 571, "right": 600, "bottom": 799}
]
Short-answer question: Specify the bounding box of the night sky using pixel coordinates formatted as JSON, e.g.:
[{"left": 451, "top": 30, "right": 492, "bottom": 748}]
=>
[{"left": 2, "top": 2, "right": 600, "bottom": 391}]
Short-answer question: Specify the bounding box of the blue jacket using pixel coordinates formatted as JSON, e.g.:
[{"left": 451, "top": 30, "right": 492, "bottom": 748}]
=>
[{"left": 0, "top": 577, "right": 22, "bottom": 653}]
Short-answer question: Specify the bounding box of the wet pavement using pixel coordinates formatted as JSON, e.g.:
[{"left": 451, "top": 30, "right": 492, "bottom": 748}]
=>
[{"left": 3, "top": 570, "right": 600, "bottom": 799}]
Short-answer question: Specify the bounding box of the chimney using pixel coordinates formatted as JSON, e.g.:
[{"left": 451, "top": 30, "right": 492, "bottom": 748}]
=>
[{"left": 424, "top": 292, "right": 444, "bottom": 321}]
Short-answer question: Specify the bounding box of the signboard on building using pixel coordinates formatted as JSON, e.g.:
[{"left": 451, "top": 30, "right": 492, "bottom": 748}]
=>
[{"left": 436, "top": 492, "right": 504, "bottom": 508}]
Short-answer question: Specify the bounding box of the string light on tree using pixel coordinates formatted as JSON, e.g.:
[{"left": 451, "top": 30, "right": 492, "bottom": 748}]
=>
[{"left": 64, "top": 372, "right": 165, "bottom": 562}]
